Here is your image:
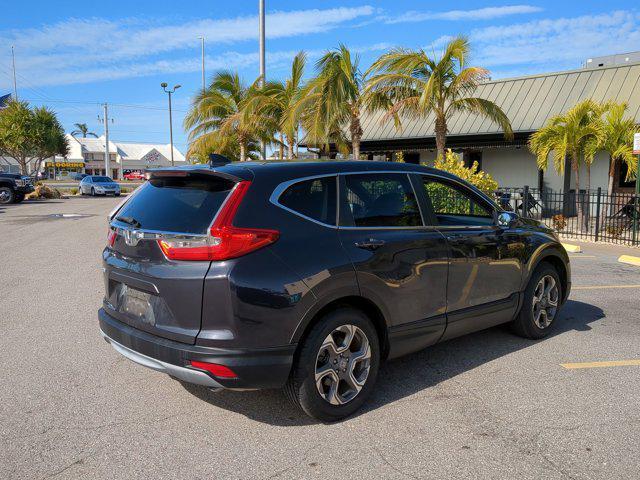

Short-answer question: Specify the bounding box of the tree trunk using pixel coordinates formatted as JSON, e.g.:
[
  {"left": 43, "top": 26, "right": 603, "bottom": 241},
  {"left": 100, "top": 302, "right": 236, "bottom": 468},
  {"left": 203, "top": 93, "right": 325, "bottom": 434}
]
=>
[
  {"left": 239, "top": 142, "right": 246, "bottom": 162},
  {"left": 607, "top": 154, "right": 616, "bottom": 216},
  {"left": 286, "top": 135, "right": 294, "bottom": 159},
  {"left": 279, "top": 133, "right": 284, "bottom": 160},
  {"left": 572, "top": 154, "right": 582, "bottom": 230},
  {"left": 350, "top": 110, "right": 362, "bottom": 160},
  {"left": 435, "top": 116, "right": 447, "bottom": 160}
]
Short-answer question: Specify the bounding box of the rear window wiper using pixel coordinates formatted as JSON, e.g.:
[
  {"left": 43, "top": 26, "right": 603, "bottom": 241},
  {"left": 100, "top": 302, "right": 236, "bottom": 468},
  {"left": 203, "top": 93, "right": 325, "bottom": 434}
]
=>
[{"left": 115, "top": 216, "right": 142, "bottom": 228}]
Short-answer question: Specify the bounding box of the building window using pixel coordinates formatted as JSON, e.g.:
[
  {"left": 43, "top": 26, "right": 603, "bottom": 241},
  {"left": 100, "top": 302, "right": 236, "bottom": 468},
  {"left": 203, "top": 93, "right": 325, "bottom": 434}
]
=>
[
  {"left": 403, "top": 152, "right": 420, "bottom": 164},
  {"left": 463, "top": 151, "right": 483, "bottom": 171},
  {"left": 618, "top": 162, "right": 635, "bottom": 189}
]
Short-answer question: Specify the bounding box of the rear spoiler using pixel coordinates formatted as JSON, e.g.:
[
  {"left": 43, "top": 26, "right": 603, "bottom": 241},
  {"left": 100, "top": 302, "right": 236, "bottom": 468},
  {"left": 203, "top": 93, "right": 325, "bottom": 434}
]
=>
[{"left": 146, "top": 165, "right": 249, "bottom": 183}]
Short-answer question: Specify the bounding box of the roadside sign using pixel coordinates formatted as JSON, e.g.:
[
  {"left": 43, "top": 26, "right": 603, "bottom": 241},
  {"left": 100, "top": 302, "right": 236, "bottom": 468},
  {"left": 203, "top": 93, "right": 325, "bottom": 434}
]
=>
[{"left": 634, "top": 132, "right": 640, "bottom": 155}]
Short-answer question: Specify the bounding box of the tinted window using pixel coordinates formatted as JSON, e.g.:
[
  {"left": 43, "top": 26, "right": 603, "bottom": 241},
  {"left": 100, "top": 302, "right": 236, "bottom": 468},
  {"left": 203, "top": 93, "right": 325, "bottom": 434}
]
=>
[
  {"left": 114, "top": 174, "right": 234, "bottom": 234},
  {"left": 279, "top": 176, "right": 337, "bottom": 225},
  {"left": 343, "top": 173, "right": 422, "bottom": 227},
  {"left": 93, "top": 176, "right": 113, "bottom": 183},
  {"left": 422, "top": 177, "right": 494, "bottom": 226}
]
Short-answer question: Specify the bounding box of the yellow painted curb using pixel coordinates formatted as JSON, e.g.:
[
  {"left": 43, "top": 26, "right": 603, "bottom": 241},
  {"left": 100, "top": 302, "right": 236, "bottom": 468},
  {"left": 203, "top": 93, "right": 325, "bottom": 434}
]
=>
[
  {"left": 619, "top": 255, "right": 640, "bottom": 267},
  {"left": 562, "top": 243, "right": 581, "bottom": 253}
]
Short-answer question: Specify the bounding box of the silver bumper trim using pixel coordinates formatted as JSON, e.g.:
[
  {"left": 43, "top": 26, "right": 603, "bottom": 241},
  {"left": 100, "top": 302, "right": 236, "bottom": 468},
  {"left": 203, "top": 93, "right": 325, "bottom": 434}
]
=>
[{"left": 100, "top": 330, "right": 223, "bottom": 388}]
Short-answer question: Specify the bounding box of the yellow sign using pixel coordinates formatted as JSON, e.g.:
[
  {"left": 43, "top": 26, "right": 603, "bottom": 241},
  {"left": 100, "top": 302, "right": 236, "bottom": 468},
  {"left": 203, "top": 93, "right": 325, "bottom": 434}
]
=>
[{"left": 45, "top": 162, "right": 84, "bottom": 168}]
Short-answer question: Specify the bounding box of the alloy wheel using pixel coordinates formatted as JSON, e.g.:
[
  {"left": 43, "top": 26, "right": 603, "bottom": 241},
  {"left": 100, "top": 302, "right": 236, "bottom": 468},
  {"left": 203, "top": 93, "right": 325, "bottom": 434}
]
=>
[
  {"left": 0, "top": 187, "right": 13, "bottom": 204},
  {"left": 532, "top": 274, "right": 559, "bottom": 329},
  {"left": 314, "top": 324, "right": 371, "bottom": 405}
]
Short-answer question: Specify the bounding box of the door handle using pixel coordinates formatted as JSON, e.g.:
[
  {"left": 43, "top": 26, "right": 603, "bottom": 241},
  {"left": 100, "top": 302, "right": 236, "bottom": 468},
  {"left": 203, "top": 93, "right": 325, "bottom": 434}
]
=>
[{"left": 355, "top": 238, "right": 386, "bottom": 251}]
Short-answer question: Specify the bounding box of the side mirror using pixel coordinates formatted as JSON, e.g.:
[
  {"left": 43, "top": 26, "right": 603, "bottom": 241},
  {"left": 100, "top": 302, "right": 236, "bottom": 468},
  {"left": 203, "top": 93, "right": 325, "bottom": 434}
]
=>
[{"left": 497, "top": 211, "right": 518, "bottom": 228}]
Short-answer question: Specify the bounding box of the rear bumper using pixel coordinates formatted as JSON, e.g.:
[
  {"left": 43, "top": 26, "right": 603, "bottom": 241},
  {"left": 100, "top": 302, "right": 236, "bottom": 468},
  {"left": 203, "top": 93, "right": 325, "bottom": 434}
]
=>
[{"left": 99, "top": 308, "right": 295, "bottom": 389}]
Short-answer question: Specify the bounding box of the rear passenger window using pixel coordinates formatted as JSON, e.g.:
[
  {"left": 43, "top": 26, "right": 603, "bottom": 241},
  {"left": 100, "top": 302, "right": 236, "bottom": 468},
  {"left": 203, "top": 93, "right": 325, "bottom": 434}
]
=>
[
  {"left": 342, "top": 173, "right": 422, "bottom": 227},
  {"left": 279, "top": 176, "right": 337, "bottom": 226}
]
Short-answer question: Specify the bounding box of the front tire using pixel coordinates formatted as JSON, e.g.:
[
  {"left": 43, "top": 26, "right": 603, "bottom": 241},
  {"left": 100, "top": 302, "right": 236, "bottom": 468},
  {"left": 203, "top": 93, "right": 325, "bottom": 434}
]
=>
[
  {"left": 511, "top": 262, "right": 562, "bottom": 339},
  {"left": 285, "top": 308, "right": 380, "bottom": 422},
  {"left": 90, "top": 187, "right": 95, "bottom": 196}
]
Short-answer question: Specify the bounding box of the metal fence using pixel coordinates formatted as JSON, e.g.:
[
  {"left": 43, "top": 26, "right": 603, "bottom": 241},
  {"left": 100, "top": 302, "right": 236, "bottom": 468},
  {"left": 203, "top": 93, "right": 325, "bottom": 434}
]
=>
[{"left": 496, "top": 186, "right": 640, "bottom": 246}]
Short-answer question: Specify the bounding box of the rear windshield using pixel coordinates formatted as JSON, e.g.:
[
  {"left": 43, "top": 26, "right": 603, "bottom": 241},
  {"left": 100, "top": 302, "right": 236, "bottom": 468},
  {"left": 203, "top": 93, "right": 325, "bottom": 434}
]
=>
[{"left": 113, "top": 174, "right": 235, "bottom": 234}]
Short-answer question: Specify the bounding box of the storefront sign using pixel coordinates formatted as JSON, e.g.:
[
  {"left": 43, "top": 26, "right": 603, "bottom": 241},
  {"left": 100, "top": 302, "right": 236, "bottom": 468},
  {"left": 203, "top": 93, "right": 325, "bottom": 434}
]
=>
[
  {"left": 45, "top": 162, "right": 85, "bottom": 168},
  {"left": 634, "top": 133, "right": 640, "bottom": 155}
]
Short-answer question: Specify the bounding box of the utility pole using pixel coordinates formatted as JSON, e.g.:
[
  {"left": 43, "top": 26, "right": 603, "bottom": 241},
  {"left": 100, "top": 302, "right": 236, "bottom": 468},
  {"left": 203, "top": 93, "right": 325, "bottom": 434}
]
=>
[
  {"left": 199, "top": 36, "right": 205, "bottom": 92},
  {"left": 103, "top": 104, "right": 111, "bottom": 177},
  {"left": 11, "top": 46, "right": 18, "bottom": 100},
  {"left": 259, "top": 0, "right": 266, "bottom": 160},
  {"left": 161, "top": 83, "right": 181, "bottom": 166}
]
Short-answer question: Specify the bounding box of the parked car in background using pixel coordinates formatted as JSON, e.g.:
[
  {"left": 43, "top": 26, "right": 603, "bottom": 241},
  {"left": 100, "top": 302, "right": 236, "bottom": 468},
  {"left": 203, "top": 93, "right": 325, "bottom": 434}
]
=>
[
  {"left": 123, "top": 171, "right": 145, "bottom": 181},
  {"left": 69, "top": 172, "right": 88, "bottom": 181},
  {"left": 79, "top": 175, "right": 120, "bottom": 196},
  {"left": 99, "top": 161, "right": 571, "bottom": 421},
  {"left": 0, "top": 172, "right": 35, "bottom": 204}
]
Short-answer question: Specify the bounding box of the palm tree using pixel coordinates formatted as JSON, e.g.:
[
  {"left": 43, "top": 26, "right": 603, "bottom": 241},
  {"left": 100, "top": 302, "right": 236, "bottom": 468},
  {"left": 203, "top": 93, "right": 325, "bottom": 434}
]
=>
[
  {"left": 293, "top": 45, "right": 375, "bottom": 159},
  {"left": 184, "top": 71, "right": 274, "bottom": 161},
  {"left": 71, "top": 123, "right": 98, "bottom": 138},
  {"left": 365, "top": 36, "right": 513, "bottom": 160},
  {"left": 259, "top": 52, "right": 306, "bottom": 159},
  {"left": 593, "top": 102, "right": 638, "bottom": 200},
  {"left": 529, "top": 99, "right": 605, "bottom": 222}
]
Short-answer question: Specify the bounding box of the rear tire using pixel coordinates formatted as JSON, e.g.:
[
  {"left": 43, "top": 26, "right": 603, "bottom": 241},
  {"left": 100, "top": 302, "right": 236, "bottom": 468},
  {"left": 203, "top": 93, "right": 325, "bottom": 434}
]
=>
[
  {"left": 511, "top": 262, "right": 562, "bottom": 339},
  {"left": 285, "top": 308, "right": 380, "bottom": 422},
  {"left": 0, "top": 187, "right": 14, "bottom": 204}
]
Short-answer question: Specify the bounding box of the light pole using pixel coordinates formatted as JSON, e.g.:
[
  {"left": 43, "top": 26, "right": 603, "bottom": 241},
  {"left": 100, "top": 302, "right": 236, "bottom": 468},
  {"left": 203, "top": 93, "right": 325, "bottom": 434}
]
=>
[
  {"left": 198, "top": 36, "right": 205, "bottom": 92},
  {"left": 161, "top": 82, "right": 181, "bottom": 166},
  {"left": 259, "top": 0, "right": 266, "bottom": 160}
]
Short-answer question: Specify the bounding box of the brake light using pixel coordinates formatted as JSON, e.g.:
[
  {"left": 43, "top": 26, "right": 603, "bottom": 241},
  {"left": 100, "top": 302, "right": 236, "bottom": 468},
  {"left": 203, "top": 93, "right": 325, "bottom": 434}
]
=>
[
  {"left": 158, "top": 181, "right": 279, "bottom": 261},
  {"left": 107, "top": 229, "right": 117, "bottom": 247},
  {"left": 189, "top": 360, "right": 237, "bottom": 379}
]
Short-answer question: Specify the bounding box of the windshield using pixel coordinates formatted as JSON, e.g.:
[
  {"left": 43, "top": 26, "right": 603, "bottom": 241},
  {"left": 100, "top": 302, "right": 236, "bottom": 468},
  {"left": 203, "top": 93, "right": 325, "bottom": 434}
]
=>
[{"left": 93, "top": 176, "right": 113, "bottom": 183}]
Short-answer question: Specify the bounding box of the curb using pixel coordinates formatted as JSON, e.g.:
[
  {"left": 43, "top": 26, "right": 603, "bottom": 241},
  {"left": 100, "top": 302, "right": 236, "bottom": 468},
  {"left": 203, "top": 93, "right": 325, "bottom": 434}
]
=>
[
  {"left": 562, "top": 243, "right": 582, "bottom": 253},
  {"left": 618, "top": 255, "right": 640, "bottom": 267}
]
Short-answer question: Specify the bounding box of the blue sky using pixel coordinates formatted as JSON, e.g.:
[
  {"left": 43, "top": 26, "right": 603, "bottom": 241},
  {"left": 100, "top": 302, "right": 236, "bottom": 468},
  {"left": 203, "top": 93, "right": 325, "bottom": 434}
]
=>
[{"left": 1, "top": 1, "right": 639, "bottom": 154}]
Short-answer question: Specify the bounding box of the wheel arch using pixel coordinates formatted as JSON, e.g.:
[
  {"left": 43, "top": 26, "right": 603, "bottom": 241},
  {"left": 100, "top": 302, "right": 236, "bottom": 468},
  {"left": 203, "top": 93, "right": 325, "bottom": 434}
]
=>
[
  {"left": 526, "top": 245, "right": 570, "bottom": 304},
  {"left": 291, "top": 295, "right": 390, "bottom": 360}
]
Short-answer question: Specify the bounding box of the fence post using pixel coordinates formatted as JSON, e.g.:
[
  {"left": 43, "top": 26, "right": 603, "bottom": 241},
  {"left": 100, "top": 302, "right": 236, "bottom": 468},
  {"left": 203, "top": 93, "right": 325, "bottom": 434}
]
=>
[
  {"left": 523, "top": 185, "right": 529, "bottom": 218},
  {"left": 595, "top": 187, "right": 601, "bottom": 242},
  {"left": 633, "top": 193, "right": 639, "bottom": 246}
]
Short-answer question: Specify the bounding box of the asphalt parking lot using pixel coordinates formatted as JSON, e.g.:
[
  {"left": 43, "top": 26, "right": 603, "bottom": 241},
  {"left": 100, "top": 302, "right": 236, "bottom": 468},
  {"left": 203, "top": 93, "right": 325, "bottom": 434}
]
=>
[{"left": 1, "top": 197, "right": 639, "bottom": 480}]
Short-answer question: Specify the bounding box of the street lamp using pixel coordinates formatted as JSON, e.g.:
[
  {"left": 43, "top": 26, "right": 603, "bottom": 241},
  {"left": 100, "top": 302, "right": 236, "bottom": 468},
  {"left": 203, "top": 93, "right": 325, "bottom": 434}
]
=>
[{"left": 161, "top": 82, "right": 181, "bottom": 166}]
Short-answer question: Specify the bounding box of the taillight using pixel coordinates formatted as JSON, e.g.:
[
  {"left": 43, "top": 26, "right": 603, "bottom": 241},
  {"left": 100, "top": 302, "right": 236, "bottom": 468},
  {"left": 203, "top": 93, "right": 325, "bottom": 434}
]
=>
[
  {"left": 158, "top": 181, "right": 279, "bottom": 261},
  {"left": 189, "top": 360, "right": 237, "bottom": 379},
  {"left": 107, "top": 229, "right": 117, "bottom": 247}
]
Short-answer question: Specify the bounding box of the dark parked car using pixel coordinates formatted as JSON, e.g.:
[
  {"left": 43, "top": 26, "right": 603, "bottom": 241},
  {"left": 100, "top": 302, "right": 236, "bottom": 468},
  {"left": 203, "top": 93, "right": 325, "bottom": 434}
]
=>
[
  {"left": 0, "top": 172, "right": 34, "bottom": 204},
  {"left": 99, "top": 161, "right": 570, "bottom": 421}
]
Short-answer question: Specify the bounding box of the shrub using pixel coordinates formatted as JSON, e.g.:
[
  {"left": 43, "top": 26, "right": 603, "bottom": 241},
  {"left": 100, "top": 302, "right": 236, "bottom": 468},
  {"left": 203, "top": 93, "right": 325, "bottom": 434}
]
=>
[
  {"left": 605, "top": 224, "right": 625, "bottom": 239},
  {"left": 120, "top": 187, "right": 130, "bottom": 194},
  {"left": 552, "top": 214, "right": 567, "bottom": 231},
  {"left": 26, "top": 184, "right": 62, "bottom": 200},
  {"left": 431, "top": 149, "right": 498, "bottom": 195},
  {"left": 70, "top": 187, "right": 79, "bottom": 195}
]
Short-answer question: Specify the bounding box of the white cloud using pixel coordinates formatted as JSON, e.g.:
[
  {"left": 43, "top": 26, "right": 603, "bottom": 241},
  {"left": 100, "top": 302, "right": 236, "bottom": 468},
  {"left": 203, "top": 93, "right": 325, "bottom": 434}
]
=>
[
  {"left": 0, "top": 6, "right": 376, "bottom": 89},
  {"left": 425, "top": 10, "right": 640, "bottom": 77},
  {"left": 385, "top": 5, "right": 542, "bottom": 24}
]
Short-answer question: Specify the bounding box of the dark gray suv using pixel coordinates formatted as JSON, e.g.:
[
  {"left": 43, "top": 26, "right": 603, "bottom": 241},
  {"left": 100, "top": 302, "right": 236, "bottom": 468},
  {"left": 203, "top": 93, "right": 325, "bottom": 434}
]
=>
[{"left": 99, "top": 161, "right": 570, "bottom": 421}]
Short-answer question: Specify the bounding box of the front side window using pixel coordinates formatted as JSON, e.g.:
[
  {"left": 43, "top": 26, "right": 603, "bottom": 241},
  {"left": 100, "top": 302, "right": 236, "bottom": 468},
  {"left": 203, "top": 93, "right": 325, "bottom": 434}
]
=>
[
  {"left": 278, "top": 176, "right": 337, "bottom": 226},
  {"left": 422, "top": 177, "right": 494, "bottom": 226},
  {"left": 342, "top": 173, "right": 422, "bottom": 227}
]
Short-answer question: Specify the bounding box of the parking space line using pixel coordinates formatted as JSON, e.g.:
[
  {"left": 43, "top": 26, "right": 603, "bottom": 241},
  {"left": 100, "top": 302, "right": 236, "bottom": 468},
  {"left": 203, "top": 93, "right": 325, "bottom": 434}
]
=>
[
  {"left": 569, "top": 255, "right": 596, "bottom": 258},
  {"left": 561, "top": 360, "right": 640, "bottom": 369},
  {"left": 572, "top": 284, "right": 640, "bottom": 290}
]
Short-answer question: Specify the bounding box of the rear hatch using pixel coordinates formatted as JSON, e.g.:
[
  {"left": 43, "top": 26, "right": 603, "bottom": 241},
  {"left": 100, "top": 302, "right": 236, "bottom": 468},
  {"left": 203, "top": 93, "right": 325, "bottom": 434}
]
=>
[{"left": 103, "top": 170, "right": 240, "bottom": 344}]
